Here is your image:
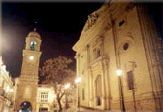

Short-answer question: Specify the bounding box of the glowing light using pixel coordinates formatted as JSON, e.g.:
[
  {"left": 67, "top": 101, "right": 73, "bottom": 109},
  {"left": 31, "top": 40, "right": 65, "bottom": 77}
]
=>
[
  {"left": 75, "top": 77, "right": 81, "bottom": 84},
  {"left": 29, "top": 56, "right": 34, "bottom": 61},
  {"left": 1, "top": 65, "right": 6, "bottom": 71},
  {"left": 9, "top": 88, "right": 14, "bottom": 92},
  {"left": 6, "top": 85, "right": 10, "bottom": 93},
  {"left": 64, "top": 83, "right": 70, "bottom": 90},
  {"left": 116, "top": 69, "right": 123, "bottom": 76}
]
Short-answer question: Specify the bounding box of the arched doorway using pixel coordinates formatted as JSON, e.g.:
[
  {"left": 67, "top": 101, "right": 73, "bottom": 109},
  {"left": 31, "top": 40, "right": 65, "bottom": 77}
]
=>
[{"left": 20, "top": 101, "right": 32, "bottom": 112}]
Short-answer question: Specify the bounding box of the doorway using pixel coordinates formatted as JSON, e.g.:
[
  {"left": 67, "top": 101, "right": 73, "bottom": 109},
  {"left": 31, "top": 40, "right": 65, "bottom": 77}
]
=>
[{"left": 20, "top": 101, "right": 32, "bottom": 112}]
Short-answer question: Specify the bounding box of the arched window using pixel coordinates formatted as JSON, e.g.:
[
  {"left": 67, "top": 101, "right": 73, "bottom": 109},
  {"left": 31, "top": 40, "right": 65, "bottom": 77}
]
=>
[
  {"left": 97, "top": 49, "right": 101, "bottom": 57},
  {"left": 95, "top": 75, "right": 102, "bottom": 106},
  {"left": 30, "top": 41, "right": 37, "bottom": 51}
]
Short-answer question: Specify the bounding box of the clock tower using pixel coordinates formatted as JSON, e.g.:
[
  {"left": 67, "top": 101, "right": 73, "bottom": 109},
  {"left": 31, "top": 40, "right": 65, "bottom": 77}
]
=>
[{"left": 15, "top": 31, "right": 42, "bottom": 111}]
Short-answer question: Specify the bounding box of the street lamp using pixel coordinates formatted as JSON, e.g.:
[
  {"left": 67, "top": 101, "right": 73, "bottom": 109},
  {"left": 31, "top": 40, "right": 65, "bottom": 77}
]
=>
[
  {"left": 64, "top": 83, "right": 70, "bottom": 90},
  {"left": 75, "top": 77, "right": 81, "bottom": 112},
  {"left": 75, "top": 77, "right": 81, "bottom": 84},
  {"left": 116, "top": 69, "right": 126, "bottom": 112},
  {"left": 116, "top": 69, "right": 123, "bottom": 76}
]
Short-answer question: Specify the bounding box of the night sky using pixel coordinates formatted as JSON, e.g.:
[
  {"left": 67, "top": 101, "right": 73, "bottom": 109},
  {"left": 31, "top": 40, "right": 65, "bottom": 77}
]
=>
[
  {"left": 1, "top": 2, "right": 163, "bottom": 78},
  {"left": 2, "top": 2, "right": 104, "bottom": 77}
]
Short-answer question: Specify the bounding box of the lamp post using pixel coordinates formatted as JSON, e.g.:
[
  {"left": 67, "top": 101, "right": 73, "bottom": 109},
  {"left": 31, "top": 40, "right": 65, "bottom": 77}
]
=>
[
  {"left": 116, "top": 69, "right": 126, "bottom": 112},
  {"left": 75, "top": 77, "right": 81, "bottom": 112}
]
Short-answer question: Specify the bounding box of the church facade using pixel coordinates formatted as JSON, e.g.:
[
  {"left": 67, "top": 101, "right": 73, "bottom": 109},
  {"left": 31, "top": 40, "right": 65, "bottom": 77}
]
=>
[{"left": 73, "top": 2, "right": 163, "bottom": 112}]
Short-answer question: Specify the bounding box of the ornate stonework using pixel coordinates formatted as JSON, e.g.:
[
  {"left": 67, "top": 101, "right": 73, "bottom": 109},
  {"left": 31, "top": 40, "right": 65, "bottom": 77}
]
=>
[
  {"left": 73, "top": 2, "right": 163, "bottom": 112},
  {"left": 84, "top": 12, "right": 99, "bottom": 31}
]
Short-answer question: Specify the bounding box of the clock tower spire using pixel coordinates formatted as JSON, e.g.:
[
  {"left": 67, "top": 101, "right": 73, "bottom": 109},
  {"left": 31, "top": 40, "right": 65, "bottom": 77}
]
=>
[{"left": 15, "top": 31, "right": 42, "bottom": 111}]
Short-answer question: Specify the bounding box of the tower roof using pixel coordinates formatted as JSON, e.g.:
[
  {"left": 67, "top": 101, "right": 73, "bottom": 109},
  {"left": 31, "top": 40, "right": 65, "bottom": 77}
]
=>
[{"left": 27, "top": 31, "right": 41, "bottom": 39}]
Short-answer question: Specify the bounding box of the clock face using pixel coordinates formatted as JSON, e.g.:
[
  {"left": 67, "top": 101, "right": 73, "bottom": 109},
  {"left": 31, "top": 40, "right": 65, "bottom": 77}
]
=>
[
  {"left": 30, "top": 41, "right": 37, "bottom": 50},
  {"left": 29, "top": 56, "right": 34, "bottom": 61}
]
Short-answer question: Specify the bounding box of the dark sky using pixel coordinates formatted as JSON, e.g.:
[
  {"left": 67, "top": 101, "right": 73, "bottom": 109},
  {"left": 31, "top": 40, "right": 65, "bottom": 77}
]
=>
[
  {"left": 1, "top": 2, "right": 163, "bottom": 78},
  {"left": 2, "top": 2, "right": 104, "bottom": 77}
]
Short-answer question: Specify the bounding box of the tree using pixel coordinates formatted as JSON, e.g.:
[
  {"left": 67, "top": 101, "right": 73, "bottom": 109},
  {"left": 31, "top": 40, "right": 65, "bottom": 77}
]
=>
[{"left": 40, "top": 56, "right": 75, "bottom": 112}]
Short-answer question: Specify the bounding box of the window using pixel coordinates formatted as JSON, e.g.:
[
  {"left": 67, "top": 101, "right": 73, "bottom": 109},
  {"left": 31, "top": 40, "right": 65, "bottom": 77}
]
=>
[
  {"left": 96, "top": 96, "right": 101, "bottom": 106},
  {"left": 119, "top": 20, "right": 125, "bottom": 27},
  {"left": 30, "top": 41, "right": 37, "bottom": 51},
  {"left": 123, "top": 43, "right": 129, "bottom": 50},
  {"left": 39, "top": 108, "right": 48, "bottom": 112},
  {"left": 40, "top": 92, "right": 48, "bottom": 102},
  {"left": 127, "top": 71, "right": 134, "bottom": 90},
  {"left": 95, "top": 75, "right": 102, "bottom": 106},
  {"left": 97, "top": 49, "right": 101, "bottom": 57}
]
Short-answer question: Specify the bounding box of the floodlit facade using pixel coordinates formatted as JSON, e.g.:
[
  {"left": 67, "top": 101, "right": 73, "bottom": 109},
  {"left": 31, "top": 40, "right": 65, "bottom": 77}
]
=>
[
  {"left": 73, "top": 2, "right": 163, "bottom": 112},
  {"left": 0, "top": 56, "right": 14, "bottom": 112},
  {"left": 36, "top": 85, "right": 56, "bottom": 112},
  {"left": 14, "top": 31, "right": 42, "bottom": 111}
]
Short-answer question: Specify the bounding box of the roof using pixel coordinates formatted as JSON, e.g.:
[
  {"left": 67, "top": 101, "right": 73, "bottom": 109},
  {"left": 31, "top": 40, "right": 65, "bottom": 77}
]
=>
[{"left": 27, "top": 31, "right": 41, "bottom": 39}]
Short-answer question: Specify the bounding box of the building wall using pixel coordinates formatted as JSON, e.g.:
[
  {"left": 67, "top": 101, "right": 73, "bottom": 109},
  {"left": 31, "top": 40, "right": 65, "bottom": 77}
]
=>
[
  {"left": 36, "top": 85, "right": 55, "bottom": 112},
  {"left": 73, "top": 3, "right": 163, "bottom": 112},
  {"left": 0, "top": 56, "right": 14, "bottom": 112}
]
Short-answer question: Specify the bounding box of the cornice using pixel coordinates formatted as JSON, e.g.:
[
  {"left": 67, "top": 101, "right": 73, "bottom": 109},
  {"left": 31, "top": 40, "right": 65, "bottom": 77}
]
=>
[
  {"left": 73, "top": 8, "right": 111, "bottom": 52},
  {"left": 73, "top": 2, "right": 135, "bottom": 53}
]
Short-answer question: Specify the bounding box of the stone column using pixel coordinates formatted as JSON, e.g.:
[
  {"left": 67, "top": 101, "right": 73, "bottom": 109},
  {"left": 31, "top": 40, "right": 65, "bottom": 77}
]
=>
[
  {"left": 86, "top": 45, "right": 90, "bottom": 68},
  {"left": 86, "top": 44, "right": 92, "bottom": 107},
  {"left": 102, "top": 58, "right": 111, "bottom": 110},
  {"left": 75, "top": 53, "right": 80, "bottom": 76},
  {"left": 89, "top": 68, "right": 94, "bottom": 108}
]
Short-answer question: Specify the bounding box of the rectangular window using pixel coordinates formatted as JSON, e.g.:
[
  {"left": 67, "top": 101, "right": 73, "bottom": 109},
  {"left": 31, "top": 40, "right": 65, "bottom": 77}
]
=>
[
  {"left": 127, "top": 71, "right": 134, "bottom": 90},
  {"left": 97, "top": 49, "right": 101, "bottom": 57},
  {"left": 96, "top": 96, "right": 101, "bottom": 106},
  {"left": 40, "top": 92, "right": 48, "bottom": 102}
]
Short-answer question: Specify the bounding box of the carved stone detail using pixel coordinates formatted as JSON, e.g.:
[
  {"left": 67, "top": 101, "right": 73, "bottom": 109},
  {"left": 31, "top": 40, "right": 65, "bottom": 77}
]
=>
[{"left": 84, "top": 12, "right": 99, "bottom": 31}]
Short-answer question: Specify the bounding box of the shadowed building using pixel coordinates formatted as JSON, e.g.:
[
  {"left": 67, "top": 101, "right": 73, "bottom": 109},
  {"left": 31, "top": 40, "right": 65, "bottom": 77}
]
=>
[
  {"left": 73, "top": 2, "right": 163, "bottom": 112},
  {"left": 14, "top": 31, "right": 42, "bottom": 111}
]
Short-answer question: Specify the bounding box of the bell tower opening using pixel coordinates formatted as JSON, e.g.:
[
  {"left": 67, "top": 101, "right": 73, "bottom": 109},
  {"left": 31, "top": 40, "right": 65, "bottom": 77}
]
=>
[{"left": 30, "top": 41, "right": 37, "bottom": 51}]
